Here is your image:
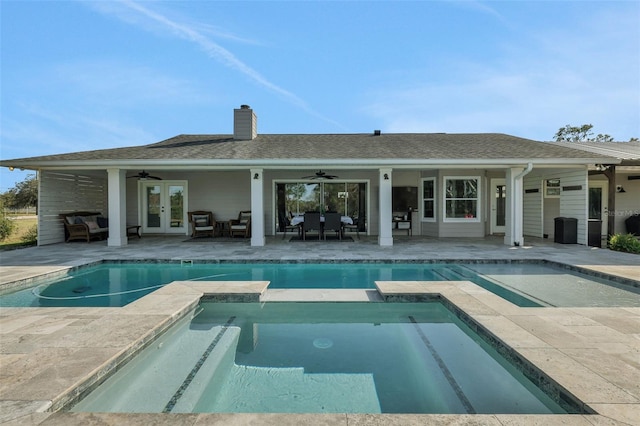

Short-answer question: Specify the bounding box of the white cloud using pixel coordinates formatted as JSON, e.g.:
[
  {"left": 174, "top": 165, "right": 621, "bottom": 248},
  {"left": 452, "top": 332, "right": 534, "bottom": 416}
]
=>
[
  {"left": 361, "top": 5, "right": 639, "bottom": 141},
  {"left": 88, "top": 0, "right": 340, "bottom": 125}
]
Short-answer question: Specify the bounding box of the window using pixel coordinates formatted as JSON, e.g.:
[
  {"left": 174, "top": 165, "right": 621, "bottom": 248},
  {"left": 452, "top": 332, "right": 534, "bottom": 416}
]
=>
[
  {"left": 422, "top": 178, "right": 435, "bottom": 221},
  {"left": 545, "top": 179, "right": 560, "bottom": 198},
  {"left": 444, "top": 177, "right": 480, "bottom": 221}
]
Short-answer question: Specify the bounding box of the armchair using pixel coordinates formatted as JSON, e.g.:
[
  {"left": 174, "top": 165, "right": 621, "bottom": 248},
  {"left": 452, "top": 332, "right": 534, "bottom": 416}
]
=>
[
  {"left": 229, "top": 210, "right": 251, "bottom": 238},
  {"left": 188, "top": 211, "right": 216, "bottom": 238}
]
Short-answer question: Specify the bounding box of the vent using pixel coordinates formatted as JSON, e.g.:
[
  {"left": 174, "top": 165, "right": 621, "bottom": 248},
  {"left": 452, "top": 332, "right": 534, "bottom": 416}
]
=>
[{"left": 373, "top": 130, "right": 381, "bottom": 136}]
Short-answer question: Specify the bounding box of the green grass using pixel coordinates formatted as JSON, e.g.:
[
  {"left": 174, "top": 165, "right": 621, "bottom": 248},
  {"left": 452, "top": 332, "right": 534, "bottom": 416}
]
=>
[{"left": 0, "top": 216, "right": 37, "bottom": 250}]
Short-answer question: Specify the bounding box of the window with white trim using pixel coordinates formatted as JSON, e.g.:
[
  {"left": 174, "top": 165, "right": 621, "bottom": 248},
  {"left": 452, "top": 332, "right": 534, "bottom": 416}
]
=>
[
  {"left": 444, "top": 176, "right": 480, "bottom": 221},
  {"left": 422, "top": 178, "right": 435, "bottom": 221}
]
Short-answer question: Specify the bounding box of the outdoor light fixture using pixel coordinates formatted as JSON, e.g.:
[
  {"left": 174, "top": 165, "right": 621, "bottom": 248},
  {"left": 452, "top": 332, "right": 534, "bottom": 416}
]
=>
[
  {"left": 595, "top": 164, "right": 611, "bottom": 172},
  {"left": 384, "top": 173, "right": 389, "bottom": 180},
  {"left": 616, "top": 185, "right": 626, "bottom": 193},
  {"left": 8, "top": 166, "right": 14, "bottom": 171},
  {"left": 253, "top": 173, "right": 259, "bottom": 180}
]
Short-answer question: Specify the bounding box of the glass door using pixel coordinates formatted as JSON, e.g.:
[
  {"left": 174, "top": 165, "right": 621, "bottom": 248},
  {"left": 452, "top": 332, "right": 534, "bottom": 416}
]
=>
[
  {"left": 141, "top": 181, "right": 187, "bottom": 234},
  {"left": 490, "top": 179, "right": 506, "bottom": 234}
]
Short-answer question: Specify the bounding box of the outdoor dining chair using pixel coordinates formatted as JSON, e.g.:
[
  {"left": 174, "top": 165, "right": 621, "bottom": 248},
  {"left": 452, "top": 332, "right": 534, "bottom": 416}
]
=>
[
  {"left": 323, "top": 212, "right": 342, "bottom": 240},
  {"left": 303, "top": 212, "right": 321, "bottom": 240}
]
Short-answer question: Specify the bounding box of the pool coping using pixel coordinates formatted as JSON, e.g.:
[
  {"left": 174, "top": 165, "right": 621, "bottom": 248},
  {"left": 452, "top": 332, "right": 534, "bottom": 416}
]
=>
[
  {"left": 2, "top": 278, "right": 638, "bottom": 425},
  {"left": 2, "top": 257, "right": 639, "bottom": 298}
]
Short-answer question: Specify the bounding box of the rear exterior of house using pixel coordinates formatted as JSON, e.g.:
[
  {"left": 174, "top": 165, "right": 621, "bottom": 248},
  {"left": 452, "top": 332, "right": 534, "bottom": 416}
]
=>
[{"left": 2, "top": 106, "right": 626, "bottom": 248}]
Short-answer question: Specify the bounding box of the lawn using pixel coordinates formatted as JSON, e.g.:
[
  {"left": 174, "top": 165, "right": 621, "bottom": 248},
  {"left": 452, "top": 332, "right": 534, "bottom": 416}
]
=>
[{"left": 1, "top": 216, "right": 37, "bottom": 248}]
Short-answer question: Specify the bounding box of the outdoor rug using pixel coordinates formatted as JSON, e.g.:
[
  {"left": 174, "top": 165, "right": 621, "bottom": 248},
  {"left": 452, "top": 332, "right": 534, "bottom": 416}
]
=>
[
  {"left": 288, "top": 236, "right": 354, "bottom": 242},
  {"left": 183, "top": 237, "right": 249, "bottom": 242}
]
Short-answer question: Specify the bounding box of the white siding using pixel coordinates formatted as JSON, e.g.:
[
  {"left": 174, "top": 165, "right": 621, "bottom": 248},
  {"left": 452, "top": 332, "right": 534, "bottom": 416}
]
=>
[
  {"left": 38, "top": 171, "right": 108, "bottom": 245},
  {"left": 613, "top": 172, "right": 640, "bottom": 234},
  {"left": 522, "top": 178, "right": 543, "bottom": 238},
  {"left": 558, "top": 169, "right": 588, "bottom": 245}
]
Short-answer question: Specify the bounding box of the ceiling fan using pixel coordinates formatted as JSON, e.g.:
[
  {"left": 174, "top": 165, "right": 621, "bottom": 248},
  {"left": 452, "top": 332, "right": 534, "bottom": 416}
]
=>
[
  {"left": 301, "top": 170, "right": 339, "bottom": 180},
  {"left": 128, "top": 170, "right": 162, "bottom": 180}
]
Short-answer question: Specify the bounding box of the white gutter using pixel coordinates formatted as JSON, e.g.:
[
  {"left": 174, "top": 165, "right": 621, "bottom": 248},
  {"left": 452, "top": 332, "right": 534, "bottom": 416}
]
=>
[{"left": 516, "top": 162, "right": 533, "bottom": 180}]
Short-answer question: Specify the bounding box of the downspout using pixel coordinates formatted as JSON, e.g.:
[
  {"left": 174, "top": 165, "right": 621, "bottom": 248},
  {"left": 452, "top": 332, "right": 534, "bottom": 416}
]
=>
[
  {"left": 513, "top": 162, "right": 533, "bottom": 246},
  {"left": 516, "top": 162, "right": 533, "bottom": 181}
]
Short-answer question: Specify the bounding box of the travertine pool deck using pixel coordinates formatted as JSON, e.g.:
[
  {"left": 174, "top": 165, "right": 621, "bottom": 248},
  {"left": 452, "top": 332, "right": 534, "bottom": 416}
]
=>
[{"left": 1, "top": 236, "right": 639, "bottom": 425}]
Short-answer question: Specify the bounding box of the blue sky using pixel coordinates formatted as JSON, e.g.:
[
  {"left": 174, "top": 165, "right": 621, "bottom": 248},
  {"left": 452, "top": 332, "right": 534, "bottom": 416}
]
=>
[{"left": 1, "top": 0, "right": 639, "bottom": 192}]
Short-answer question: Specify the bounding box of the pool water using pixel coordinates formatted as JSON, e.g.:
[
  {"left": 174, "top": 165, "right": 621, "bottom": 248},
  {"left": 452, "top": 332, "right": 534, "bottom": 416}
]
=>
[
  {"left": 2, "top": 262, "right": 638, "bottom": 308},
  {"left": 71, "top": 302, "right": 576, "bottom": 414}
]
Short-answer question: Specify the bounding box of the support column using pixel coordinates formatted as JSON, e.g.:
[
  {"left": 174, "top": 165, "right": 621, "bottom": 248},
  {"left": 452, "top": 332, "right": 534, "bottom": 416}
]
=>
[
  {"left": 604, "top": 165, "right": 616, "bottom": 238},
  {"left": 504, "top": 166, "right": 528, "bottom": 246},
  {"left": 379, "top": 168, "right": 393, "bottom": 246},
  {"left": 107, "top": 168, "right": 127, "bottom": 247},
  {"left": 250, "top": 168, "right": 265, "bottom": 246}
]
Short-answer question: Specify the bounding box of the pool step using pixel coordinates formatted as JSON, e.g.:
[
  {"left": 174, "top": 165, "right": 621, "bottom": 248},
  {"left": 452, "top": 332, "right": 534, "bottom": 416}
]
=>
[{"left": 195, "top": 364, "right": 382, "bottom": 413}]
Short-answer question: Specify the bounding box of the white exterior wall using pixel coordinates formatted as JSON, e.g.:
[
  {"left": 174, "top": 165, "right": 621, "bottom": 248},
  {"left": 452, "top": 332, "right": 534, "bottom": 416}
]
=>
[
  {"left": 558, "top": 169, "right": 589, "bottom": 245},
  {"left": 175, "top": 171, "right": 252, "bottom": 224},
  {"left": 613, "top": 172, "right": 640, "bottom": 234},
  {"left": 522, "top": 177, "right": 543, "bottom": 238},
  {"left": 38, "top": 171, "right": 108, "bottom": 246}
]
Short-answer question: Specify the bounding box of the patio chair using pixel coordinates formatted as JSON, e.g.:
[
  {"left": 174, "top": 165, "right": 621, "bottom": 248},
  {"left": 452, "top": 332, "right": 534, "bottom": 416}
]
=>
[
  {"left": 188, "top": 211, "right": 216, "bottom": 238},
  {"left": 342, "top": 216, "right": 360, "bottom": 239},
  {"left": 279, "top": 211, "right": 300, "bottom": 240},
  {"left": 229, "top": 210, "right": 251, "bottom": 238},
  {"left": 303, "top": 212, "right": 321, "bottom": 240},
  {"left": 323, "top": 212, "right": 342, "bottom": 240}
]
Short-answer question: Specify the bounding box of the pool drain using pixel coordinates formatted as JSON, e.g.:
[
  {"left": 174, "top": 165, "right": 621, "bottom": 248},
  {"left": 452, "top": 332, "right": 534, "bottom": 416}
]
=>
[{"left": 313, "top": 338, "right": 333, "bottom": 349}]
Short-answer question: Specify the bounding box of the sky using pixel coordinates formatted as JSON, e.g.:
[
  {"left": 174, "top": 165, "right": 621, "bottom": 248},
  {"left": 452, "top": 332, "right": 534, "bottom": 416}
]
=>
[{"left": 1, "top": 0, "right": 639, "bottom": 192}]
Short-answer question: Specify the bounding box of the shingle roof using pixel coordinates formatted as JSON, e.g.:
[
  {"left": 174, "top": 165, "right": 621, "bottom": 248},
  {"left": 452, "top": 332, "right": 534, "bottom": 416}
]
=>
[
  {"left": 1, "top": 133, "right": 618, "bottom": 168},
  {"left": 550, "top": 141, "right": 640, "bottom": 165}
]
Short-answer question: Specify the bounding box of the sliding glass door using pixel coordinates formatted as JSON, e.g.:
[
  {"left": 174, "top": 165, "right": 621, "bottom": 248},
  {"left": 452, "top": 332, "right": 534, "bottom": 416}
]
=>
[{"left": 276, "top": 181, "right": 367, "bottom": 232}]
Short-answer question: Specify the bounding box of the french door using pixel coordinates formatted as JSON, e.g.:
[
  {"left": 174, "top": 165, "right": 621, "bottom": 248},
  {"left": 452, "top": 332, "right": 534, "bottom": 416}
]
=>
[{"left": 140, "top": 181, "right": 188, "bottom": 234}]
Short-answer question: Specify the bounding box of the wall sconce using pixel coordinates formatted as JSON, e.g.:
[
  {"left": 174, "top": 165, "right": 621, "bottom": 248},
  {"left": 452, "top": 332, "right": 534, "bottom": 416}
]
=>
[
  {"left": 253, "top": 173, "right": 259, "bottom": 180},
  {"left": 616, "top": 185, "right": 626, "bottom": 193},
  {"left": 383, "top": 173, "right": 389, "bottom": 180}
]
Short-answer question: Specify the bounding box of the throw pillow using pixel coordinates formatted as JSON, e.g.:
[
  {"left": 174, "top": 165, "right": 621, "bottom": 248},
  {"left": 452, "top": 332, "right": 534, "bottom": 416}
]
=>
[
  {"left": 97, "top": 217, "right": 109, "bottom": 228},
  {"left": 86, "top": 221, "right": 99, "bottom": 230}
]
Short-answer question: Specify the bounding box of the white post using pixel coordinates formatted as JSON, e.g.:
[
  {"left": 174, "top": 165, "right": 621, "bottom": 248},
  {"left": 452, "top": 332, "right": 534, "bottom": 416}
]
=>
[
  {"left": 107, "top": 168, "right": 127, "bottom": 247},
  {"left": 379, "top": 168, "right": 393, "bottom": 246},
  {"left": 250, "top": 168, "right": 265, "bottom": 246},
  {"left": 504, "top": 167, "right": 525, "bottom": 246}
]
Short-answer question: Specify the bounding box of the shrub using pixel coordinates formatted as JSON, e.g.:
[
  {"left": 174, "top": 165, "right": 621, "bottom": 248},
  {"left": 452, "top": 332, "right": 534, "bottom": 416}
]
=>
[
  {"left": 608, "top": 233, "right": 640, "bottom": 254},
  {"left": 21, "top": 224, "right": 38, "bottom": 244},
  {"left": 0, "top": 212, "right": 15, "bottom": 241}
]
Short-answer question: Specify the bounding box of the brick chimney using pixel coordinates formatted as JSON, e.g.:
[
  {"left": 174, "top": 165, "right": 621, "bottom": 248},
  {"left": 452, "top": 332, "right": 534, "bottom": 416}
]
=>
[{"left": 233, "top": 105, "right": 257, "bottom": 140}]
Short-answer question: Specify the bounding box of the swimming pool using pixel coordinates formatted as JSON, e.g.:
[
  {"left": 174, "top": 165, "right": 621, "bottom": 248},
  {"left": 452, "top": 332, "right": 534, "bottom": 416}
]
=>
[
  {"left": 70, "top": 302, "right": 581, "bottom": 414},
  {"left": 1, "top": 261, "right": 638, "bottom": 308}
]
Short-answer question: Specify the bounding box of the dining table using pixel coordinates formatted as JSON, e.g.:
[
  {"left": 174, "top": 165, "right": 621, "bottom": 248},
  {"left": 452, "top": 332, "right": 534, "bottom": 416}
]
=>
[{"left": 290, "top": 215, "right": 353, "bottom": 226}]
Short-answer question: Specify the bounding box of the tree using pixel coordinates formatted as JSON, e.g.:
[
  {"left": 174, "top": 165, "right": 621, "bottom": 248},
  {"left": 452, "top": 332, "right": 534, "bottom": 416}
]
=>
[
  {"left": 1, "top": 174, "right": 38, "bottom": 211},
  {"left": 553, "top": 124, "right": 614, "bottom": 142},
  {"left": 553, "top": 124, "right": 638, "bottom": 143}
]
